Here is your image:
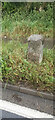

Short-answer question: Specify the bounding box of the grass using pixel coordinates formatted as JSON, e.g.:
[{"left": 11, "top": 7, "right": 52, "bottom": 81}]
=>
[
  {"left": 2, "top": 40, "right": 54, "bottom": 93},
  {"left": 2, "top": 9, "right": 53, "bottom": 38},
  {"left": 1, "top": 9, "right": 54, "bottom": 93}
]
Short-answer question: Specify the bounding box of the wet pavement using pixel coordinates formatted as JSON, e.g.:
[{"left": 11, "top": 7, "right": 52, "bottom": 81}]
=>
[{"left": 0, "top": 87, "right": 54, "bottom": 116}]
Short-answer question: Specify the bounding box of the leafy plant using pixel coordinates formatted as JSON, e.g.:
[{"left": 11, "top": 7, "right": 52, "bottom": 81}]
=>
[{"left": 2, "top": 40, "right": 53, "bottom": 93}]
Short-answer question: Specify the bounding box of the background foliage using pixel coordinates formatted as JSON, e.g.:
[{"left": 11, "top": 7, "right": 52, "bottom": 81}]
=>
[{"left": 2, "top": 2, "right": 53, "bottom": 37}]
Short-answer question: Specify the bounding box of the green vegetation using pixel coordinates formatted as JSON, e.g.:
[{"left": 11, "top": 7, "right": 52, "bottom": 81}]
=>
[
  {"left": 2, "top": 40, "right": 53, "bottom": 93},
  {"left": 1, "top": 2, "right": 54, "bottom": 93},
  {"left": 2, "top": 2, "right": 53, "bottom": 37}
]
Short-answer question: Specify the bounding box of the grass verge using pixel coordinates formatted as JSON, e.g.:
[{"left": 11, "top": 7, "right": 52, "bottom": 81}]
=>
[{"left": 2, "top": 40, "right": 54, "bottom": 93}]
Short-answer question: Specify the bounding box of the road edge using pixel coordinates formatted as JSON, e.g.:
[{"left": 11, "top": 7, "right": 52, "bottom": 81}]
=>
[{"left": 0, "top": 82, "right": 54, "bottom": 101}]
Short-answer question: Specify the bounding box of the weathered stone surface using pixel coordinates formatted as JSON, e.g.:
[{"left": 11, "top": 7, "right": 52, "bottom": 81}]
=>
[{"left": 27, "top": 34, "right": 44, "bottom": 63}]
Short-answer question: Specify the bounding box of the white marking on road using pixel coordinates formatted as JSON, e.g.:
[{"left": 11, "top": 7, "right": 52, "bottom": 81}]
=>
[{"left": 0, "top": 99, "right": 54, "bottom": 118}]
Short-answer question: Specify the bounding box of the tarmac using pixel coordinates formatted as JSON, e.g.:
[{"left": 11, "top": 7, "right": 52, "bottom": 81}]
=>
[{"left": 0, "top": 87, "right": 54, "bottom": 116}]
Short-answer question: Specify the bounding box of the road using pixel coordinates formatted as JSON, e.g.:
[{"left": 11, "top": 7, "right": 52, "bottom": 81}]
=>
[
  {"left": 0, "top": 99, "right": 54, "bottom": 119},
  {"left": 0, "top": 109, "right": 23, "bottom": 118},
  {"left": 0, "top": 87, "right": 55, "bottom": 119},
  {"left": 0, "top": 88, "right": 54, "bottom": 115}
]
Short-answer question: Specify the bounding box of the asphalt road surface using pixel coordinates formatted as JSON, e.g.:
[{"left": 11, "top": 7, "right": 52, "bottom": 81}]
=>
[
  {"left": 0, "top": 100, "right": 54, "bottom": 119},
  {"left": 0, "top": 109, "right": 32, "bottom": 120},
  {"left": 0, "top": 88, "right": 54, "bottom": 115},
  {"left": 0, "top": 87, "right": 55, "bottom": 120},
  {"left": 0, "top": 109, "right": 23, "bottom": 118}
]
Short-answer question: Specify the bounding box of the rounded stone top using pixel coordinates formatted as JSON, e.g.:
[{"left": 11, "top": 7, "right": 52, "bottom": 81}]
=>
[{"left": 28, "top": 34, "right": 43, "bottom": 42}]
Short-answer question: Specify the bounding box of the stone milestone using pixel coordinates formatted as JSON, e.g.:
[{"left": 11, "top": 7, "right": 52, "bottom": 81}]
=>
[{"left": 27, "top": 34, "right": 44, "bottom": 63}]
